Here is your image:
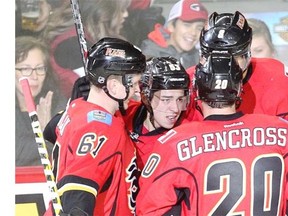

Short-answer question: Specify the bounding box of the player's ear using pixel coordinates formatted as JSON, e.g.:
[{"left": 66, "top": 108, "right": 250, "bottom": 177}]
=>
[{"left": 106, "top": 76, "right": 120, "bottom": 96}]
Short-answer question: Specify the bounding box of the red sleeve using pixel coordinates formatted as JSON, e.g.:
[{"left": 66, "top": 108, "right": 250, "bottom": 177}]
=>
[{"left": 239, "top": 58, "right": 288, "bottom": 119}]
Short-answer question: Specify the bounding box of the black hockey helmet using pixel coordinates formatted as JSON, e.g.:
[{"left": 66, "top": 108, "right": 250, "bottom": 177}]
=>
[
  {"left": 86, "top": 37, "right": 146, "bottom": 88},
  {"left": 141, "top": 56, "right": 190, "bottom": 115},
  {"left": 141, "top": 56, "right": 190, "bottom": 100},
  {"left": 200, "top": 11, "right": 252, "bottom": 67},
  {"left": 140, "top": 56, "right": 191, "bottom": 127},
  {"left": 86, "top": 37, "right": 146, "bottom": 115},
  {"left": 194, "top": 53, "right": 242, "bottom": 107}
]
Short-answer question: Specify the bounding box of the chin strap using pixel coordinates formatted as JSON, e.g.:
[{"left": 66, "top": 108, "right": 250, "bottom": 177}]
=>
[
  {"left": 102, "top": 86, "right": 129, "bottom": 115},
  {"left": 118, "top": 100, "right": 126, "bottom": 115}
]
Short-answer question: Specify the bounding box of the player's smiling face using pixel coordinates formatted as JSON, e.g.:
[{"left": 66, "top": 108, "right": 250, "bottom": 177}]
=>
[{"left": 151, "top": 89, "right": 187, "bottom": 129}]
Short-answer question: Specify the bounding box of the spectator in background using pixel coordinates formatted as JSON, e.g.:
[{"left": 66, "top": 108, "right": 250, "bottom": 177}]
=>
[
  {"left": 121, "top": 0, "right": 166, "bottom": 47},
  {"left": 248, "top": 18, "right": 288, "bottom": 74},
  {"left": 40, "top": 0, "right": 131, "bottom": 98},
  {"left": 140, "top": 0, "right": 208, "bottom": 69},
  {"left": 15, "top": 36, "right": 67, "bottom": 166},
  {"left": 247, "top": 18, "right": 276, "bottom": 58},
  {"left": 15, "top": 0, "right": 53, "bottom": 37}
]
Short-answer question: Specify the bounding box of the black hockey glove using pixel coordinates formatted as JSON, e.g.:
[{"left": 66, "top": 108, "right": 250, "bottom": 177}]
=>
[
  {"left": 43, "top": 110, "right": 64, "bottom": 144},
  {"left": 70, "top": 75, "right": 90, "bottom": 101}
]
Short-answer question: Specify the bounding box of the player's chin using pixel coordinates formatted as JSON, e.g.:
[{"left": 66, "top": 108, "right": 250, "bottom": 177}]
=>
[{"left": 162, "top": 122, "right": 175, "bottom": 130}]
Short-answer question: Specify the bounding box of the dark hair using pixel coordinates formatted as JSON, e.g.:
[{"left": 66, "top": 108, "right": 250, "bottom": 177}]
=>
[{"left": 15, "top": 36, "right": 66, "bottom": 108}]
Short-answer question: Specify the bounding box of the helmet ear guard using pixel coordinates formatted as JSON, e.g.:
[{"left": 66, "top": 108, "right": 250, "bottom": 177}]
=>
[{"left": 194, "top": 53, "right": 243, "bottom": 108}]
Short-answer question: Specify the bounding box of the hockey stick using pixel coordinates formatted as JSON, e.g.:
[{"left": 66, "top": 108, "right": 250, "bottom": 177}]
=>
[
  {"left": 19, "top": 77, "right": 63, "bottom": 216},
  {"left": 70, "top": 0, "right": 88, "bottom": 75}
]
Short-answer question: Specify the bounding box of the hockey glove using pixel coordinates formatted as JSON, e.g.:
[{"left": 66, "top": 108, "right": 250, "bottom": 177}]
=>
[{"left": 70, "top": 75, "right": 90, "bottom": 101}]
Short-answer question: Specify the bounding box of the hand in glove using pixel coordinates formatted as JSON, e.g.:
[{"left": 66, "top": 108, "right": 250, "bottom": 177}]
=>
[{"left": 70, "top": 75, "right": 90, "bottom": 101}]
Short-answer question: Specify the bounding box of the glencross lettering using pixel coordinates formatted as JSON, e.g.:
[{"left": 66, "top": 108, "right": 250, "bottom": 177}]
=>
[{"left": 177, "top": 127, "right": 287, "bottom": 161}]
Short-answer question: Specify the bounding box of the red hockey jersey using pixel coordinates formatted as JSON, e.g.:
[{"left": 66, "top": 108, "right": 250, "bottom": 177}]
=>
[
  {"left": 122, "top": 100, "right": 170, "bottom": 170},
  {"left": 136, "top": 112, "right": 288, "bottom": 215},
  {"left": 45, "top": 98, "right": 138, "bottom": 215}
]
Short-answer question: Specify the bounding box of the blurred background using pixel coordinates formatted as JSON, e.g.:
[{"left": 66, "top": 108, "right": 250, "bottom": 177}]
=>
[
  {"left": 16, "top": 0, "right": 288, "bottom": 65},
  {"left": 154, "top": 0, "right": 288, "bottom": 65}
]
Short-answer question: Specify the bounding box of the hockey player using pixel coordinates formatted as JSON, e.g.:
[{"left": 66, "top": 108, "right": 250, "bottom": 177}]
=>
[
  {"left": 44, "top": 37, "right": 146, "bottom": 216},
  {"left": 185, "top": 11, "right": 288, "bottom": 121},
  {"left": 136, "top": 53, "right": 288, "bottom": 215},
  {"left": 44, "top": 56, "right": 191, "bottom": 172},
  {"left": 123, "top": 56, "right": 190, "bottom": 170}
]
